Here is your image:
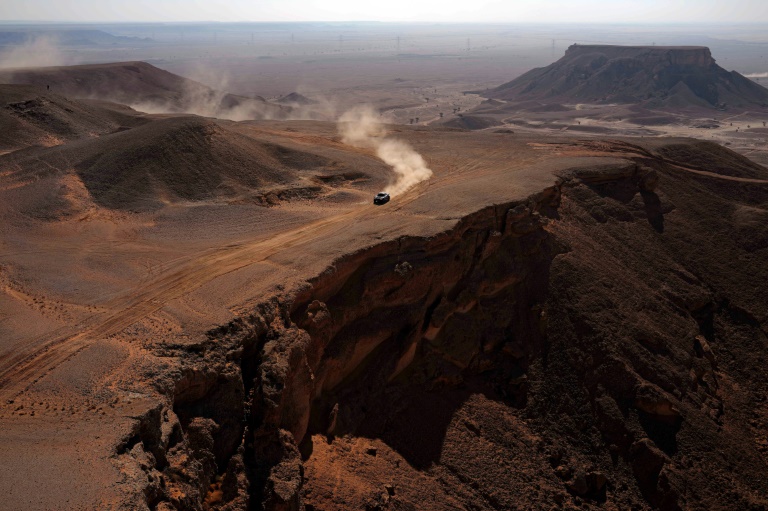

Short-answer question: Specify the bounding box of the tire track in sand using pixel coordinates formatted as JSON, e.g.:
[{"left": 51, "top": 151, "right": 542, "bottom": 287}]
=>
[{"left": 0, "top": 187, "right": 428, "bottom": 401}]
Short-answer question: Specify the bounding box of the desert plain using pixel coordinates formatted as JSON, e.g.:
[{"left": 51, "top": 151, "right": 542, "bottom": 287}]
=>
[{"left": 0, "top": 21, "right": 767, "bottom": 511}]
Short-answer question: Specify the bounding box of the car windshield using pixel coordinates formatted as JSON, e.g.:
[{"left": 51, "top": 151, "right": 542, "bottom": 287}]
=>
[{"left": 377, "top": 193, "right": 387, "bottom": 197}]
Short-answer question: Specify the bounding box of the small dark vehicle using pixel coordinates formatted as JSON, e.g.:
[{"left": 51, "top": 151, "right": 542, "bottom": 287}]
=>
[{"left": 373, "top": 192, "right": 390, "bottom": 205}]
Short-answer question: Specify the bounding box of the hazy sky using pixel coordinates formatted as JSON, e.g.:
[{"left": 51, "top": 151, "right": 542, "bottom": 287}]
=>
[{"left": 1, "top": 0, "right": 767, "bottom": 23}]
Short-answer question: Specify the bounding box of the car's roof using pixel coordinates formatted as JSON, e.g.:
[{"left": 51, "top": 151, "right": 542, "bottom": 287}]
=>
[{"left": 376, "top": 192, "right": 388, "bottom": 196}]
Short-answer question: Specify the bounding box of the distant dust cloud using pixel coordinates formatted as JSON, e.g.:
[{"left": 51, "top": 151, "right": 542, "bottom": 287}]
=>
[
  {"left": 745, "top": 72, "right": 768, "bottom": 79},
  {"left": 338, "top": 106, "right": 433, "bottom": 196},
  {"left": 129, "top": 63, "right": 339, "bottom": 122},
  {"left": 0, "top": 35, "right": 72, "bottom": 69},
  {"left": 127, "top": 65, "right": 274, "bottom": 122}
]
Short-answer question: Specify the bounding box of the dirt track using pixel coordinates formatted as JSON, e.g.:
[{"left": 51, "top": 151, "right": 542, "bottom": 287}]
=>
[
  {"left": 0, "top": 191, "right": 403, "bottom": 401},
  {"left": 0, "top": 138, "right": 523, "bottom": 402},
  {"left": 4, "top": 134, "right": 766, "bottom": 405}
]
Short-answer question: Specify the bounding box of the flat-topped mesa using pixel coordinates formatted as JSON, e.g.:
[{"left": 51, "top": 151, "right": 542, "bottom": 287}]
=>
[
  {"left": 487, "top": 44, "right": 768, "bottom": 110},
  {"left": 564, "top": 44, "right": 715, "bottom": 68}
]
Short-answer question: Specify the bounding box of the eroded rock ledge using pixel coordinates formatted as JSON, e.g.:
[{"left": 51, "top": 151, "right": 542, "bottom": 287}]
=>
[
  {"left": 116, "top": 153, "right": 768, "bottom": 511},
  {"left": 117, "top": 172, "right": 567, "bottom": 510}
]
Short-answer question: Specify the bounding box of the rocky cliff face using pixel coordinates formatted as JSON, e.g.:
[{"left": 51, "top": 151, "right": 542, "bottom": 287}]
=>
[
  {"left": 116, "top": 140, "right": 768, "bottom": 511},
  {"left": 488, "top": 45, "right": 768, "bottom": 110},
  {"left": 148, "top": 181, "right": 563, "bottom": 511}
]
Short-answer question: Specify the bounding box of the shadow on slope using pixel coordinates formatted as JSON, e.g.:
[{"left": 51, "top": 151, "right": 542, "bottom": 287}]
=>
[
  {"left": 73, "top": 117, "right": 335, "bottom": 210},
  {"left": 2, "top": 116, "right": 352, "bottom": 213},
  {"left": 0, "top": 84, "right": 145, "bottom": 151}
]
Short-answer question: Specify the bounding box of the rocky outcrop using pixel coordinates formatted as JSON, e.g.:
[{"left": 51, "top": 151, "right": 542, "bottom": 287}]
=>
[
  {"left": 238, "top": 182, "right": 561, "bottom": 509},
  {"left": 487, "top": 44, "right": 768, "bottom": 110},
  {"left": 112, "top": 175, "right": 564, "bottom": 510},
  {"left": 114, "top": 141, "right": 768, "bottom": 511}
]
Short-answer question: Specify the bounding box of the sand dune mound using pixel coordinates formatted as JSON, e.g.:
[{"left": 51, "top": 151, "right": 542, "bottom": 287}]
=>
[
  {"left": 488, "top": 45, "right": 768, "bottom": 110},
  {"left": 0, "top": 61, "right": 287, "bottom": 121},
  {"left": 0, "top": 84, "right": 144, "bottom": 151},
  {"left": 75, "top": 117, "right": 294, "bottom": 209},
  {"left": 4, "top": 116, "right": 339, "bottom": 211}
]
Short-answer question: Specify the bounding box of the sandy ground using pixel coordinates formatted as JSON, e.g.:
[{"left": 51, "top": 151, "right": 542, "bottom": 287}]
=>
[
  {"left": 458, "top": 98, "right": 768, "bottom": 167},
  {"left": 0, "top": 119, "right": 607, "bottom": 509},
  {"left": 4, "top": 118, "right": 763, "bottom": 509},
  {"left": 0, "top": 123, "right": 562, "bottom": 389}
]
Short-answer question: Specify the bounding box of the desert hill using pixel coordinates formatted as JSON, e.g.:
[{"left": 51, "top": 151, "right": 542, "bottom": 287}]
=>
[
  {"left": 0, "top": 61, "right": 288, "bottom": 120},
  {"left": 1, "top": 115, "right": 372, "bottom": 212},
  {"left": 0, "top": 84, "right": 145, "bottom": 152},
  {"left": 487, "top": 45, "right": 768, "bottom": 110}
]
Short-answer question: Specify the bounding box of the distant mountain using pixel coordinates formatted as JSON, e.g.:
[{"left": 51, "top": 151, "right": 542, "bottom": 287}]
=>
[
  {"left": 487, "top": 45, "right": 768, "bottom": 110},
  {"left": 0, "top": 30, "right": 148, "bottom": 47},
  {"left": 0, "top": 61, "right": 288, "bottom": 120}
]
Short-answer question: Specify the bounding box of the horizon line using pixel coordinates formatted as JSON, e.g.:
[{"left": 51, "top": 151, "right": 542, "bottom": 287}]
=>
[{"left": 2, "top": 20, "right": 768, "bottom": 25}]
